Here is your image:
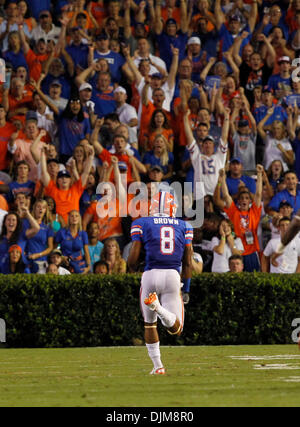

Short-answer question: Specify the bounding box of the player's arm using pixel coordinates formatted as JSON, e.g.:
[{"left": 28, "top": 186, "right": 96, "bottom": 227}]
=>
[
  {"left": 127, "top": 240, "right": 142, "bottom": 273},
  {"left": 181, "top": 243, "right": 193, "bottom": 294}
]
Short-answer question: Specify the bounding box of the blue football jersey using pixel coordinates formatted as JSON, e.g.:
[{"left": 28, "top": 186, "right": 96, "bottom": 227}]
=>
[{"left": 131, "top": 216, "right": 193, "bottom": 272}]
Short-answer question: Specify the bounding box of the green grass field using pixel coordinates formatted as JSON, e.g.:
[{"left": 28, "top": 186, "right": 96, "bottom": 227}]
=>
[{"left": 1, "top": 345, "right": 300, "bottom": 407}]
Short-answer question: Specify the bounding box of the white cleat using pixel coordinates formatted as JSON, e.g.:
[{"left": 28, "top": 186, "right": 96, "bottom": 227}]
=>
[
  {"left": 150, "top": 367, "right": 166, "bottom": 375},
  {"left": 144, "top": 292, "right": 159, "bottom": 311}
]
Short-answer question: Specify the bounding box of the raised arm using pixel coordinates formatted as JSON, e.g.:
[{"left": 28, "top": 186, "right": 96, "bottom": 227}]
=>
[
  {"left": 166, "top": 45, "right": 179, "bottom": 90},
  {"left": 81, "top": 145, "right": 95, "bottom": 187},
  {"left": 220, "top": 168, "right": 233, "bottom": 209},
  {"left": 180, "top": 0, "right": 189, "bottom": 33},
  {"left": 154, "top": 0, "right": 163, "bottom": 35},
  {"left": 214, "top": 0, "right": 225, "bottom": 31},
  {"left": 110, "top": 155, "right": 127, "bottom": 203},
  {"left": 183, "top": 109, "right": 194, "bottom": 147},
  {"left": 257, "top": 107, "right": 273, "bottom": 140},
  {"left": 253, "top": 164, "right": 263, "bottom": 207},
  {"left": 221, "top": 107, "right": 230, "bottom": 144},
  {"left": 40, "top": 147, "right": 51, "bottom": 188},
  {"left": 30, "top": 129, "right": 47, "bottom": 165},
  {"left": 90, "top": 118, "right": 104, "bottom": 155}
]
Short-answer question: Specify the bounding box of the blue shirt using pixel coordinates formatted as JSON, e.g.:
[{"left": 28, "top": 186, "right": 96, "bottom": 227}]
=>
[
  {"left": 91, "top": 88, "right": 116, "bottom": 118},
  {"left": 57, "top": 114, "right": 91, "bottom": 157},
  {"left": 28, "top": 0, "right": 51, "bottom": 19},
  {"left": 41, "top": 74, "right": 71, "bottom": 100},
  {"left": 66, "top": 43, "right": 89, "bottom": 70},
  {"left": 93, "top": 50, "right": 125, "bottom": 83},
  {"left": 219, "top": 23, "right": 252, "bottom": 55},
  {"left": 268, "top": 189, "right": 300, "bottom": 214},
  {"left": 267, "top": 74, "right": 292, "bottom": 96},
  {"left": 253, "top": 104, "right": 287, "bottom": 125},
  {"left": 2, "top": 50, "right": 28, "bottom": 72},
  {"left": 55, "top": 228, "right": 89, "bottom": 273},
  {"left": 155, "top": 31, "right": 188, "bottom": 71},
  {"left": 25, "top": 222, "right": 54, "bottom": 261},
  {"left": 226, "top": 175, "right": 256, "bottom": 197},
  {"left": 131, "top": 216, "right": 193, "bottom": 272},
  {"left": 142, "top": 151, "right": 174, "bottom": 180},
  {"left": 6, "top": 180, "right": 36, "bottom": 204}
]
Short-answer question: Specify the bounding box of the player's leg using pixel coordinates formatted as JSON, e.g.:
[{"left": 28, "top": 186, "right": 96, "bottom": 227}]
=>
[
  {"left": 141, "top": 271, "right": 165, "bottom": 374},
  {"left": 159, "top": 269, "right": 184, "bottom": 336}
]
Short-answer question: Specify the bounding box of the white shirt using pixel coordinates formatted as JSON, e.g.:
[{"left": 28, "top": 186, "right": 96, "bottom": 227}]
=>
[
  {"left": 136, "top": 76, "right": 175, "bottom": 124},
  {"left": 116, "top": 103, "right": 138, "bottom": 138},
  {"left": 133, "top": 54, "right": 167, "bottom": 76},
  {"left": 30, "top": 24, "right": 61, "bottom": 43},
  {"left": 263, "top": 236, "right": 300, "bottom": 273},
  {"left": 263, "top": 134, "right": 293, "bottom": 172},
  {"left": 187, "top": 139, "right": 228, "bottom": 198},
  {"left": 211, "top": 236, "right": 244, "bottom": 273}
]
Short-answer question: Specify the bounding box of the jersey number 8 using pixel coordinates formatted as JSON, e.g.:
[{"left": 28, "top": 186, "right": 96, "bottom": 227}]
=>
[{"left": 160, "top": 226, "right": 174, "bottom": 255}]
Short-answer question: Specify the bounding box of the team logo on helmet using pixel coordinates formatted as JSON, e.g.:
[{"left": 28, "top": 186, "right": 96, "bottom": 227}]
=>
[{"left": 150, "top": 191, "right": 177, "bottom": 217}]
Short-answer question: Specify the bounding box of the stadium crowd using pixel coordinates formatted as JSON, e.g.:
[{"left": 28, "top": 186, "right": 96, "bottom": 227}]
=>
[{"left": 0, "top": 0, "right": 300, "bottom": 277}]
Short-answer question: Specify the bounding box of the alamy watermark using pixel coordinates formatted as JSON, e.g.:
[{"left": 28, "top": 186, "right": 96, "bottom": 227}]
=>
[
  {"left": 0, "top": 318, "right": 6, "bottom": 343},
  {"left": 291, "top": 318, "right": 300, "bottom": 344},
  {"left": 95, "top": 180, "right": 205, "bottom": 228}
]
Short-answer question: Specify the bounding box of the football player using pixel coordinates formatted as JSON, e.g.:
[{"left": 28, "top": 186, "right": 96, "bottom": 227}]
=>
[{"left": 128, "top": 190, "right": 193, "bottom": 375}]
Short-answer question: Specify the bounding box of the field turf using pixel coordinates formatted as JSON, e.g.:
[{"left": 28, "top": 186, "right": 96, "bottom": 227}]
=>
[{"left": 0, "top": 345, "right": 300, "bottom": 407}]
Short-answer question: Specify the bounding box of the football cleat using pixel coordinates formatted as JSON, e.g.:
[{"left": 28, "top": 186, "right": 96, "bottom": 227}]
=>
[
  {"left": 144, "top": 292, "right": 159, "bottom": 311},
  {"left": 150, "top": 367, "right": 166, "bottom": 375}
]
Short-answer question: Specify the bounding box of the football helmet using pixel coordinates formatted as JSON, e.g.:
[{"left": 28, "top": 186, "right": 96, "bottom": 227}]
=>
[{"left": 150, "top": 191, "right": 177, "bottom": 218}]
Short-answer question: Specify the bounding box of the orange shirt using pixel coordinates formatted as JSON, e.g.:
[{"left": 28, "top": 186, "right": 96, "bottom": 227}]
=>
[
  {"left": 161, "top": 7, "right": 181, "bottom": 26},
  {"left": 8, "top": 90, "right": 33, "bottom": 125},
  {"left": 0, "top": 121, "right": 17, "bottom": 170},
  {"left": 85, "top": 199, "right": 123, "bottom": 242},
  {"left": 44, "top": 177, "right": 85, "bottom": 223},
  {"left": 223, "top": 201, "right": 262, "bottom": 256},
  {"left": 91, "top": 1, "right": 108, "bottom": 25},
  {"left": 191, "top": 13, "right": 215, "bottom": 32},
  {"left": 139, "top": 101, "right": 171, "bottom": 147},
  {"left": 25, "top": 49, "right": 49, "bottom": 82},
  {"left": 98, "top": 148, "right": 134, "bottom": 185},
  {"left": 143, "top": 128, "right": 174, "bottom": 151}
]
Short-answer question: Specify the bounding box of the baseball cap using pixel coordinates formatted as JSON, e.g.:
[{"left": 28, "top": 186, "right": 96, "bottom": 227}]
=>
[
  {"left": 57, "top": 170, "right": 71, "bottom": 179},
  {"left": 114, "top": 86, "right": 127, "bottom": 94},
  {"left": 39, "top": 10, "right": 51, "bottom": 18},
  {"left": 230, "top": 157, "right": 242, "bottom": 164},
  {"left": 150, "top": 165, "right": 163, "bottom": 173},
  {"left": 230, "top": 14, "right": 241, "bottom": 21},
  {"left": 50, "top": 79, "right": 62, "bottom": 87},
  {"left": 203, "top": 135, "right": 215, "bottom": 143},
  {"left": 187, "top": 36, "right": 201, "bottom": 46},
  {"left": 151, "top": 73, "right": 163, "bottom": 79},
  {"left": 26, "top": 111, "right": 38, "bottom": 121},
  {"left": 79, "top": 82, "right": 92, "bottom": 91},
  {"left": 166, "top": 18, "right": 177, "bottom": 26},
  {"left": 279, "top": 201, "right": 292, "bottom": 208},
  {"left": 96, "top": 32, "right": 109, "bottom": 41},
  {"left": 118, "top": 161, "right": 128, "bottom": 172},
  {"left": 238, "top": 119, "right": 249, "bottom": 128},
  {"left": 47, "top": 158, "right": 60, "bottom": 165},
  {"left": 278, "top": 56, "right": 291, "bottom": 63}
]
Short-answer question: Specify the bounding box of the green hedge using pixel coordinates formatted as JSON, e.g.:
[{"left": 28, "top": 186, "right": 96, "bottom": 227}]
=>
[{"left": 0, "top": 273, "right": 300, "bottom": 348}]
